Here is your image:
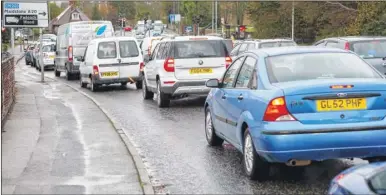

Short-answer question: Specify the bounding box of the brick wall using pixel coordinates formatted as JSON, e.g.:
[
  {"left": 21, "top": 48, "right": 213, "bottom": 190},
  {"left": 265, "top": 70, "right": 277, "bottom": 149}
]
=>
[{"left": 1, "top": 56, "right": 15, "bottom": 123}]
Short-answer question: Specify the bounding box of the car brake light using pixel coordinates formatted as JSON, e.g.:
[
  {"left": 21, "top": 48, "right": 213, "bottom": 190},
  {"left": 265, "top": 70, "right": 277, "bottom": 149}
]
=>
[
  {"left": 163, "top": 57, "right": 175, "bottom": 72},
  {"left": 140, "top": 62, "right": 144, "bottom": 71},
  {"left": 68, "top": 46, "right": 73, "bottom": 62},
  {"left": 344, "top": 42, "right": 350, "bottom": 50},
  {"left": 225, "top": 56, "right": 232, "bottom": 69},
  {"left": 263, "top": 97, "right": 296, "bottom": 122},
  {"left": 93, "top": 65, "right": 99, "bottom": 75},
  {"left": 335, "top": 174, "right": 345, "bottom": 181}
]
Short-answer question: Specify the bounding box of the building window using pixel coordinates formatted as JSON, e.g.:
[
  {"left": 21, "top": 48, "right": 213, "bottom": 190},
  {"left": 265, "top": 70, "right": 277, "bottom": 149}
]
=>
[{"left": 72, "top": 13, "right": 80, "bottom": 20}]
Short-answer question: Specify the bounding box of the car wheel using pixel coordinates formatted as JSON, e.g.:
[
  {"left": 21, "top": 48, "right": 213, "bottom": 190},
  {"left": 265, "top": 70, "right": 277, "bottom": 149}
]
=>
[
  {"left": 136, "top": 80, "right": 143, "bottom": 89},
  {"left": 142, "top": 79, "right": 154, "bottom": 100},
  {"left": 90, "top": 77, "right": 98, "bottom": 92},
  {"left": 80, "top": 77, "right": 87, "bottom": 88},
  {"left": 205, "top": 107, "right": 224, "bottom": 146},
  {"left": 156, "top": 80, "right": 170, "bottom": 108},
  {"left": 65, "top": 69, "right": 72, "bottom": 80},
  {"left": 121, "top": 82, "right": 128, "bottom": 86},
  {"left": 54, "top": 68, "right": 60, "bottom": 77},
  {"left": 243, "top": 128, "right": 270, "bottom": 181}
]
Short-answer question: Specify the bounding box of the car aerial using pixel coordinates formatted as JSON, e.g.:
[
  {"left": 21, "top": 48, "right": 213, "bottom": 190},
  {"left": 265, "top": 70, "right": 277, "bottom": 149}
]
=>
[
  {"left": 203, "top": 46, "right": 386, "bottom": 180},
  {"left": 142, "top": 36, "right": 232, "bottom": 107},
  {"left": 78, "top": 36, "right": 144, "bottom": 92},
  {"left": 230, "top": 38, "right": 297, "bottom": 59},
  {"left": 314, "top": 36, "right": 386, "bottom": 76},
  {"left": 36, "top": 42, "right": 56, "bottom": 71},
  {"left": 328, "top": 162, "right": 386, "bottom": 195}
]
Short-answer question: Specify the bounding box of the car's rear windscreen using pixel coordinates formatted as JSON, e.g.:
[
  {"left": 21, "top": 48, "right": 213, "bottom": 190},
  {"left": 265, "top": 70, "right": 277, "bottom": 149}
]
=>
[
  {"left": 119, "top": 41, "right": 139, "bottom": 57},
  {"left": 266, "top": 52, "right": 382, "bottom": 83},
  {"left": 98, "top": 41, "right": 117, "bottom": 59},
  {"left": 173, "top": 40, "right": 226, "bottom": 59},
  {"left": 352, "top": 40, "right": 386, "bottom": 59},
  {"left": 260, "top": 41, "right": 297, "bottom": 48},
  {"left": 42, "top": 45, "right": 55, "bottom": 52}
]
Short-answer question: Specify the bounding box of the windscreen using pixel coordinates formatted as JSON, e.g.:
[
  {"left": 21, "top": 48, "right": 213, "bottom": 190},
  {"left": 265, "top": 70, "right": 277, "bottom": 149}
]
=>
[
  {"left": 260, "top": 41, "right": 297, "bottom": 48},
  {"left": 154, "top": 25, "right": 163, "bottom": 31},
  {"left": 98, "top": 41, "right": 116, "bottom": 59},
  {"left": 369, "top": 169, "right": 386, "bottom": 195},
  {"left": 137, "top": 25, "right": 145, "bottom": 32},
  {"left": 266, "top": 52, "right": 382, "bottom": 83},
  {"left": 119, "top": 41, "right": 139, "bottom": 57},
  {"left": 173, "top": 40, "right": 226, "bottom": 59},
  {"left": 42, "top": 45, "right": 54, "bottom": 52},
  {"left": 352, "top": 40, "right": 386, "bottom": 59}
]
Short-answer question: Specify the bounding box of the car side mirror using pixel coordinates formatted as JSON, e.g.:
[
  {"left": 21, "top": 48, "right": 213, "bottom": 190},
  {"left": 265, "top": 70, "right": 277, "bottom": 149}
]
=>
[
  {"left": 206, "top": 79, "right": 220, "bottom": 88},
  {"left": 144, "top": 54, "right": 150, "bottom": 63}
]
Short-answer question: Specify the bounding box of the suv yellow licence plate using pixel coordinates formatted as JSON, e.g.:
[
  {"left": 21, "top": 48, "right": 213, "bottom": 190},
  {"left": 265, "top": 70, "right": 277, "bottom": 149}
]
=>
[
  {"left": 189, "top": 68, "right": 213, "bottom": 74},
  {"left": 316, "top": 98, "right": 367, "bottom": 112},
  {"left": 101, "top": 72, "right": 118, "bottom": 77}
]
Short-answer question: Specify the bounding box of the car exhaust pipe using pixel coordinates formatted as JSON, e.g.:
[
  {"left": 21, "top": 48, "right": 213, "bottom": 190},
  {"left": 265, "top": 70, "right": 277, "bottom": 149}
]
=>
[{"left": 286, "top": 159, "right": 311, "bottom": 166}]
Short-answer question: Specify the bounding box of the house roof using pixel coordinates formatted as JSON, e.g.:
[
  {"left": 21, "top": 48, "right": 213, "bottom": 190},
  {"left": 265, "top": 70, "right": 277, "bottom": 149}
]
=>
[{"left": 49, "top": 5, "right": 90, "bottom": 26}]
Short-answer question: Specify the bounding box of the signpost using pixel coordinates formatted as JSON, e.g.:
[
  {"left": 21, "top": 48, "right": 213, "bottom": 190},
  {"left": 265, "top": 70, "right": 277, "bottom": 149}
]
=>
[
  {"left": 185, "top": 26, "right": 192, "bottom": 35},
  {"left": 3, "top": 1, "right": 49, "bottom": 82}
]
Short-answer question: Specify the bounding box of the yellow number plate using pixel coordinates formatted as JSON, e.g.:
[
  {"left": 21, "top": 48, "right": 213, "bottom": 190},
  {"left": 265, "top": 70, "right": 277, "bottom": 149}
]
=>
[
  {"left": 189, "top": 68, "right": 213, "bottom": 74},
  {"left": 316, "top": 98, "right": 367, "bottom": 112},
  {"left": 49, "top": 56, "right": 55, "bottom": 59},
  {"left": 101, "top": 72, "right": 118, "bottom": 77}
]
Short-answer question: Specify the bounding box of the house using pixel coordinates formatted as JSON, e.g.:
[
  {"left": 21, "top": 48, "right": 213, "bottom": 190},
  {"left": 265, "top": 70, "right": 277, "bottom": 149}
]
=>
[{"left": 48, "top": 2, "right": 90, "bottom": 34}]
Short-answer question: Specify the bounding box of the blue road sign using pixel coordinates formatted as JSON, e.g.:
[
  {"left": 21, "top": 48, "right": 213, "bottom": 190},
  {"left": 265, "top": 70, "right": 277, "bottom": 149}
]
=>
[
  {"left": 185, "top": 26, "right": 193, "bottom": 33},
  {"left": 169, "top": 14, "right": 175, "bottom": 23}
]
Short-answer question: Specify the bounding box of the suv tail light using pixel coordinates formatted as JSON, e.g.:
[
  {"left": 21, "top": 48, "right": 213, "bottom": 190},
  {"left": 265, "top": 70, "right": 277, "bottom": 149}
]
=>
[
  {"left": 344, "top": 42, "right": 350, "bottom": 50},
  {"left": 140, "top": 62, "right": 145, "bottom": 71},
  {"left": 68, "top": 46, "right": 73, "bottom": 62},
  {"left": 163, "top": 57, "right": 175, "bottom": 72},
  {"left": 225, "top": 56, "right": 232, "bottom": 69},
  {"left": 263, "top": 97, "right": 296, "bottom": 122},
  {"left": 93, "top": 65, "right": 99, "bottom": 75}
]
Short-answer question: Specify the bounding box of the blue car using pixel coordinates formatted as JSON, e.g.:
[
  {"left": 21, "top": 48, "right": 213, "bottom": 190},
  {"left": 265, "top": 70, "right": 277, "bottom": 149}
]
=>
[
  {"left": 328, "top": 162, "right": 386, "bottom": 195},
  {"left": 204, "top": 47, "right": 386, "bottom": 180}
]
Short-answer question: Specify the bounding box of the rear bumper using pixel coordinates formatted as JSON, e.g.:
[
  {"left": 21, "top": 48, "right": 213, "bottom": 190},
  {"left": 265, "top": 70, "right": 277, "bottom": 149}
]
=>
[
  {"left": 253, "top": 125, "right": 386, "bottom": 163},
  {"left": 94, "top": 76, "right": 141, "bottom": 84},
  {"left": 162, "top": 80, "right": 210, "bottom": 96}
]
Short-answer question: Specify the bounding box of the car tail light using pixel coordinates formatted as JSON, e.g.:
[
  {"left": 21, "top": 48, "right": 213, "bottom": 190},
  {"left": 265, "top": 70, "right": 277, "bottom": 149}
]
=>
[
  {"left": 163, "top": 57, "right": 175, "bottom": 72},
  {"left": 93, "top": 65, "right": 99, "bottom": 75},
  {"left": 68, "top": 46, "right": 73, "bottom": 62},
  {"left": 225, "top": 56, "right": 232, "bottom": 69},
  {"left": 335, "top": 174, "right": 345, "bottom": 181},
  {"left": 344, "top": 42, "right": 350, "bottom": 50},
  {"left": 140, "top": 62, "right": 145, "bottom": 71},
  {"left": 263, "top": 97, "right": 296, "bottom": 122},
  {"left": 148, "top": 45, "right": 151, "bottom": 56}
]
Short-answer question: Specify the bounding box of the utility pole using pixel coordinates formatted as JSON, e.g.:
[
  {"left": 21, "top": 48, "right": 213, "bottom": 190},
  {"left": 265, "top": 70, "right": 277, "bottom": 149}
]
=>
[
  {"left": 291, "top": 1, "right": 295, "bottom": 41},
  {"left": 212, "top": 1, "right": 214, "bottom": 33},
  {"left": 11, "top": 28, "right": 15, "bottom": 55},
  {"left": 215, "top": 0, "right": 218, "bottom": 34},
  {"left": 40, "top": 28, "right": 44, "bottom": 82}
]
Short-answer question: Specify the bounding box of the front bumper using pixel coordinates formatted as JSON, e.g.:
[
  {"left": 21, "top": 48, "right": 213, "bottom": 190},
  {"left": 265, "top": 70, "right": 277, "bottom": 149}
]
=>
[
  {"left": 253, "top": 125, "right": 386, "bottom": 163},
  {"left": 162, "top": 80, "right": 210, "bottom": 96}
]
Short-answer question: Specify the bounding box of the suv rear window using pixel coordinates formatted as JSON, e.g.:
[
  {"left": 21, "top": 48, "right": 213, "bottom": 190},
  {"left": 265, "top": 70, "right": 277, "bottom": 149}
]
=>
[
  {"left": 119, "top": 41, "right": 139, "bottom": 57},
  {"left": 260, "top": 41, "right": 297, "bottom": 48},
  {"left": 98, "top": 41, "right": 117, "bottom": 59},
  {"left": 352, "top": 40, "right": 386, "bottom": 59},
  {"left": 266, "top": 52, "right": 381, "bottom": 83},
  {"left": 173, "top": 40, "right": 226, "bottom": 59}
]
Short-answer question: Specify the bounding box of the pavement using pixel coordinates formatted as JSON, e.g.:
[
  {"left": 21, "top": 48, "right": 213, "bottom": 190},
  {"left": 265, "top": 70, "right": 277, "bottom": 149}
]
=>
[{"left": 1, "top": 48, "right": 149, "bottom": 194}]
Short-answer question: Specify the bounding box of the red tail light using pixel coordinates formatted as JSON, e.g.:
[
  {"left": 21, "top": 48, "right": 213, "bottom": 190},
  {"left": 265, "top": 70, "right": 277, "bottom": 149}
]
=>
[
  {"left": 163, "top": 57, "right": 175, "bottom": 72},
  {"left": 140, "top": 62, "right": 145, "bottom": 71},
  {"left": 344, "top": 42, "right": 350, "bottom": 50},
  {"left": 263, "top": 97, "right": 296, "bottom": 122},
  {"left": 148, "top": 45, "right": 151, "bottom": 56},
  {"left": 225, "top": 56, "right": 232, "bottom": 69},
  {"left": 68, "top": 46, "right": 73, "bottom": 62},
  {"left": 93, "top": 65, "right": 99, "bottom": 75}
]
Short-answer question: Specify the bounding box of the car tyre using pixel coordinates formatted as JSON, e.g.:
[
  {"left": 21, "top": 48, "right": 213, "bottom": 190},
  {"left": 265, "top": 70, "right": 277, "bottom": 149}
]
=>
[
  {"left": 142, "top": 79, "right": 154, "bottom": 100},
  {"left": 156, "top": 80, "right": 170, "bottom": 108},
  {"left": 54, "top": 67, "right": 60, "bottom": 77},
  {"left": 65, "top": 69, "right": 72, "bottom": 80},
  {"left": 90, "top": 77, "right": 98, "bottom": 92},
  {"left": 205, "top": 107, "right": 224, "bottom": 146},
  {"left": 136, "top": 80, "right": 143, "bottom": 89},
  {"left": 243, "top": 128, "right": 270, "bottom": 181},
  {"left": 80, "top": 77, "right": 87, "bottom": 88}
]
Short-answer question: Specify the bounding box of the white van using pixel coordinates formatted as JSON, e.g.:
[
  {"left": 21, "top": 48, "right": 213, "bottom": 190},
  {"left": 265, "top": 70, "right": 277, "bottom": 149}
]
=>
[
  {"left": 55, "top": 21, "right": 114, "bottom": 80},
  {"left": 78, "top": 37, "right": 144, "bottom": 92}
]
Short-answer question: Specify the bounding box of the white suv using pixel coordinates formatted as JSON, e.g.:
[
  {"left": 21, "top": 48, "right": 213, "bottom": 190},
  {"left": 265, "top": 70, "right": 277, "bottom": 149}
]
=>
[{"left": 142, "top": 36, "right": 232, "bottom": 107}]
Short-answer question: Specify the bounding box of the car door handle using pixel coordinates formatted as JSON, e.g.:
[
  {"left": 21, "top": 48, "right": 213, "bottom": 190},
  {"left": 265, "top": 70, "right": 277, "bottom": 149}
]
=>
[
  {"left": 222, "top": 95, "right": 227, "bottom": 99},
  {"left": 238, "top": 95, "right": 244, "bottom": 100}
]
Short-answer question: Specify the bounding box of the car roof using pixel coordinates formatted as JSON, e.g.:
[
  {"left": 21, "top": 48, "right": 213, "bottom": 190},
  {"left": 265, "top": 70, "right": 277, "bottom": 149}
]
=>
[
  {"left": 325, "top": 36, "right": 386, "bottom": 42},
  {"left": 163, "top": 36, "right": 224, "bottom": 41},
  {"left": 42, "top": 42, "right": 56, "bottom": 46},
  {"left": 246, "top": 46, "right": 349, "bottom": 57},
  {"left": 92, "top": 36, "right": 138, "bottom": 43},
  {"left": 243, "top": 38, "right": 295, "bottom": 43}
]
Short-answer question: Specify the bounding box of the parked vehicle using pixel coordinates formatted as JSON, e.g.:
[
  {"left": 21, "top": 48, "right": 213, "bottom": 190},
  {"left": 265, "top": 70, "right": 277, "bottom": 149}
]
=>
[
  {"left": 25, "top": 45, "right": 35, "bottom": 65},
  {"left": 140, "top": 36, "right": 164, "bottom": 57},
  {"left": 37, "top": 42, "right": 56, "bottom": 71},
  {"left": 55, "top": 21, "right": 114, "bottom": 80},
  {"left": 78, "top": 37, "right": 144, "bottom": 92},
  {"left": 31, "top": 42, "right": 40, "bottom": 67},
  {"left": 328, "top": 162, "right": 386, "bottom": 195},
  {"left": 230, "top": 38, "right": 297, "bottom": 59},
  {"left": 314, "top": 36, "right": 386, "bottom": 75},
  {"left": 142, "top": 36, "right": 231, "bottom": 107},
  {"left": 204, "top": 47, "right": 386, "bottom": 180}
]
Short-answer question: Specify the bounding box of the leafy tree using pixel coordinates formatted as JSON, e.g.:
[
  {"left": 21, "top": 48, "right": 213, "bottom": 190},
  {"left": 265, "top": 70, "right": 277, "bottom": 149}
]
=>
[
  {"left": 111, "top": 1, "right": 136, "bottom": 20},
  {"left": 91, "top": 4, "right": 101, "bottom": 20},
  {"left": 49, "top": 2, "right": 64, "bottom": 20}
]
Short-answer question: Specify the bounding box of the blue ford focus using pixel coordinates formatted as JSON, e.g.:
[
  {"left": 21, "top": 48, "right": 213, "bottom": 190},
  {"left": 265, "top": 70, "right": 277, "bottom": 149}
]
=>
[{"left": 204, "top": 47, "right": 386, "bottom": 180}]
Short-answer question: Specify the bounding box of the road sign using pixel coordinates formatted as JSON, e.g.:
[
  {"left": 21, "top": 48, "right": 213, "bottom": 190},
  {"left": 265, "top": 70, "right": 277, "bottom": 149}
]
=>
[
  {"left": 3, "top": 2, "right": 48, "bottom": 28},
  {"left": 174, "top": 14, "right": 181, "bottom": 22},
  {"left": 169, "top": 14, "right": 175, "bottom": 23},
  {"left": 185, "top": 26, "right": 193, "bottom": 33}
]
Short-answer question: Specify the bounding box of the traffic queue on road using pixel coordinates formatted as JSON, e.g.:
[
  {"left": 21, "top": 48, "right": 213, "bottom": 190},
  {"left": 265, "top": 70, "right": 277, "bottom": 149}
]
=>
[{"left": 22, "top": 19, "right": 386, "bottom": 195}]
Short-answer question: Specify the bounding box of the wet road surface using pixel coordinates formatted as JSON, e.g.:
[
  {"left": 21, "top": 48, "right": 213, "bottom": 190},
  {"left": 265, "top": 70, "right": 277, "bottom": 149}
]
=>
[{"left": 24, "top": 65, "right": 368, "bottom": 194}]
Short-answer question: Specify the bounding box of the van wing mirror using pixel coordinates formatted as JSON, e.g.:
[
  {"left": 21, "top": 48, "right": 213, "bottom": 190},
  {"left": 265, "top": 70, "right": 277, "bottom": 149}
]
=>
[{"left": 143, "top": 54, "right": 150, "bottom": 63}]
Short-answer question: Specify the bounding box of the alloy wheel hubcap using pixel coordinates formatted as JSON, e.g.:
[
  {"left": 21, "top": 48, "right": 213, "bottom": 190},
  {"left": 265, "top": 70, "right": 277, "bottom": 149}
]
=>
[
  {"left": 205, "top": 112, "right": 213, "bottom": 140},
  {"left": 244, "top": 134, "right": 254, "bottom": 173}
]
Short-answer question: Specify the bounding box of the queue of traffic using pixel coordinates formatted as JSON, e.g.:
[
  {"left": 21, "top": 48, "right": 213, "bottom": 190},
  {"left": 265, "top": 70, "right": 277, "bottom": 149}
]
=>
[{"left": 22, "top": 20, "right": 386, "bottom": 194}]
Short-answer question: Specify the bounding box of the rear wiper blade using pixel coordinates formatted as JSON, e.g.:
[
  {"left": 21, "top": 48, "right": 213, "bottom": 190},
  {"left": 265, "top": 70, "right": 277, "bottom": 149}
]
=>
[{"left": 197, "top": 54, "right": 217, "bottom": 58}]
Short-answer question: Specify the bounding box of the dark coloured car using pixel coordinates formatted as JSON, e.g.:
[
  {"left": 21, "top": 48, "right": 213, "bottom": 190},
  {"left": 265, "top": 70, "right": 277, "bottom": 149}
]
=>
[
  {"left": 25, "top": 45, "right": 35, "bottom": 65},
  {"left": 313, "top": 36, "right": 386, "bottom": 75}
]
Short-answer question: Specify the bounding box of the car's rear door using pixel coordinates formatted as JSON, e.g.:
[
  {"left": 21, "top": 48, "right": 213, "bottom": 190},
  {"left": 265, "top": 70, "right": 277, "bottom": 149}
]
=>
[
  {"left": 96, "top": 40, "right": 120, "bottom": 80},
  {"left": 118, "top": 40, "right": 141, "bottom": 80},
  {"left": 173, "top": 40, "right": 228, "bottom": 80}
]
